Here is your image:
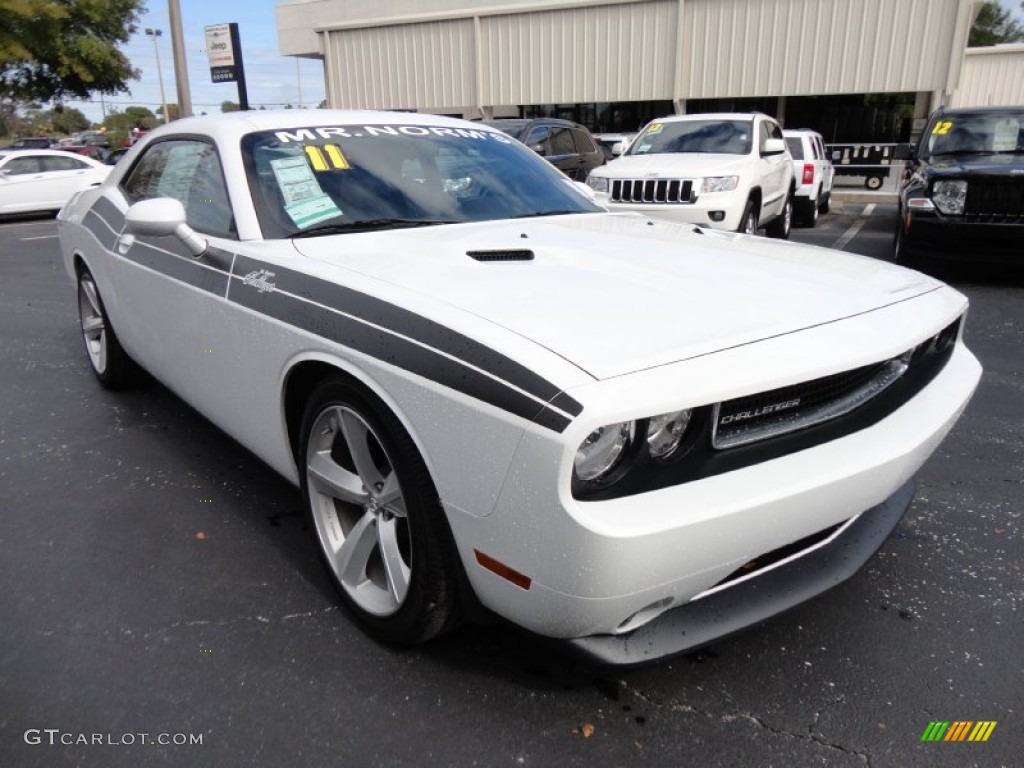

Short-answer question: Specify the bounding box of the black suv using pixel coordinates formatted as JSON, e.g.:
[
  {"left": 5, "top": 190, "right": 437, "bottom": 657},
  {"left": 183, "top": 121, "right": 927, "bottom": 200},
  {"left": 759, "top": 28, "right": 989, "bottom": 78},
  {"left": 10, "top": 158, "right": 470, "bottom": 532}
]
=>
[
  {"left": 895, "top": 106, "right": 1024, "bottom": 268},
  {"left": 482, "top": 118, "right": 605, "bottom": 181}
]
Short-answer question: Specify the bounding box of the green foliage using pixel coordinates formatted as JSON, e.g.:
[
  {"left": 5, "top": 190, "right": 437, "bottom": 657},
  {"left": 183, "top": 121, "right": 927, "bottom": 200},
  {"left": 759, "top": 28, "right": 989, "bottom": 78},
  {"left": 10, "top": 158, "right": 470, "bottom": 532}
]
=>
[
  {"left": 221, "top": 100, "right": 240, "bottom": 113},
  {"left": 0, "top": 0, "right": 143, "bottom": 102},
  {"left": 156, "top": 103, "right": 180, "bottom": 121},
  {"left": 969, "top": 1, "right": 1024, "bottom": 46},
  {"left": 50, "top": 104, "right": 91, "bottom": 134},
  {"left": 103, "top": 105, "right": 157, "bottom": 136}
]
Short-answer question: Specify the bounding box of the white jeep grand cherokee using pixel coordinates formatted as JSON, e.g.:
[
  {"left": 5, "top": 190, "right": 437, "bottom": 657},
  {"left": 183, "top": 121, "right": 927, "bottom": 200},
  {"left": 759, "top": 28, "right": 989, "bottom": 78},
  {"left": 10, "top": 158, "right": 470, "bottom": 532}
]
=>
[{"left": 587, "top": 112, "right": 795, "bottom": 238}]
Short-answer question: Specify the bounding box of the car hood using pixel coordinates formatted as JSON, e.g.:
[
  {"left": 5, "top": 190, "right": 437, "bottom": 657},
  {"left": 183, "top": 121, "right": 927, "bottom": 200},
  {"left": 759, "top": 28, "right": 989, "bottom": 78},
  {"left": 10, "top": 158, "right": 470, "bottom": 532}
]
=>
[
  {"left": 598, "top": 152, "right": 751, "bottom": 178},
  {"left": 293, "top": 214, "right": 941, "bottom": 380}
]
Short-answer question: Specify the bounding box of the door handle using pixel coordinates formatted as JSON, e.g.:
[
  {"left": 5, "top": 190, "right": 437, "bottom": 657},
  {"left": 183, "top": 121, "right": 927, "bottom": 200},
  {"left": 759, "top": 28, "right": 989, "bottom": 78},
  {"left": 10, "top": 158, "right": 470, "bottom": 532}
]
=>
[{"left": 116, "top": 233, "right": 135, "bottom": 255}]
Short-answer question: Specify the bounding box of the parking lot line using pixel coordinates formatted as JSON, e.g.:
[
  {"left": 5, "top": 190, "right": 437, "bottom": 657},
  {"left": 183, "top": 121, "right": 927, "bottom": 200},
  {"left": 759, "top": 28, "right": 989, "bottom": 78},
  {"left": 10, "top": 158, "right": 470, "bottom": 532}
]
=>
[{"left": 831, "top": 219, "right": 867, "bottom": 251}]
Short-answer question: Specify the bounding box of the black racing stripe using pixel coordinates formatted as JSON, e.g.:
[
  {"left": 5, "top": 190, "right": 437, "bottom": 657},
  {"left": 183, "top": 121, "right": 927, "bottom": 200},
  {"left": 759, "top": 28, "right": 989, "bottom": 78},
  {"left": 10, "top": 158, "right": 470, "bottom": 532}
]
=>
[
  {"left": 82, "top": 210, "right": 120, "bottom": 252},
  {"left": 231, "top": 282, "right": 571, "bottom": 433},
  {"left": 232, "top": 254, "right": 584, "bottom": 417},
  {"left": 90, "top": 196, "right": 125, "bottom": 228},
  {"left": 125, "top": 239, "right": 229, "bottom": 295}
]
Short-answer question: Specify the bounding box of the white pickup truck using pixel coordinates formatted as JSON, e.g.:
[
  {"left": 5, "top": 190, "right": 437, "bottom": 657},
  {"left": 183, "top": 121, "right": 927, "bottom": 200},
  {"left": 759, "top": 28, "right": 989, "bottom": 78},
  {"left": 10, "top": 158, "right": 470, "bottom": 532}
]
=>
[{"left": 586, "top": 112, "right": 795, "bottom": 238}]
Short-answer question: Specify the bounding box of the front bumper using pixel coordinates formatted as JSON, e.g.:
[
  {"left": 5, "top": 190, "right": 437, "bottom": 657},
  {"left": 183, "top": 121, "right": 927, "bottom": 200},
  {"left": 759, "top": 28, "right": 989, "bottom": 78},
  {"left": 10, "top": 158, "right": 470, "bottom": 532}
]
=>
[
  {"left": 595, "top": 191, "right": 745, "bottom": 231},
  {"left": 903, "top": 212, "right": 1024, "bottom": 263},
  {"left": 565, "top": 480, "right": 915, "bottom": 666}
]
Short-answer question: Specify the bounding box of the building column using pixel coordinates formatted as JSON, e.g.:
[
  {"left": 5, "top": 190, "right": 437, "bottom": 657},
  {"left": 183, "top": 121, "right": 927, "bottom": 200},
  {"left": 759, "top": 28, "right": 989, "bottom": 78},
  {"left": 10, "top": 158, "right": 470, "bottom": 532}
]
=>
[{"left": 673, "top": 98, "right": 686, "bottom": 115}]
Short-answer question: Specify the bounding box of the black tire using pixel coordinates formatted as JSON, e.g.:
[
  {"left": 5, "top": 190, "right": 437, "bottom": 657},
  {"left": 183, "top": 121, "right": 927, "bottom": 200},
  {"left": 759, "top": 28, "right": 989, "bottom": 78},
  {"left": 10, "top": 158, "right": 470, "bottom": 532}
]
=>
[
  {"left": 893, "top": 221, "right": 923, "bottom": 269},
  {"left": 818, "top": 191, "right": 831, "bottom": 214},
  {"left": 799, "top": 192, "right": 819, "bottom": 228},
  {"left": 76, "top": 266, "right": 141, "bottom": 389},
  {"left": 736, "top": 199, "right": 757, "bottom": 235},
  {"left": 298, "top": 377, "right": 462, "bottom": 645},
  {"left": 766, "top": 195, "right": 792, "bottom": 239}
]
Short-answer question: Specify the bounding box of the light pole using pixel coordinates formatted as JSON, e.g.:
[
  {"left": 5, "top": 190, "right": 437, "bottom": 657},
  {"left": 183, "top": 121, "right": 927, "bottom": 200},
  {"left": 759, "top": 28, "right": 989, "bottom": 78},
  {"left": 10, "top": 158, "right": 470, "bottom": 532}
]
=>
[{"left": 145, "top": 28, "right": 169, "bottom": 124}]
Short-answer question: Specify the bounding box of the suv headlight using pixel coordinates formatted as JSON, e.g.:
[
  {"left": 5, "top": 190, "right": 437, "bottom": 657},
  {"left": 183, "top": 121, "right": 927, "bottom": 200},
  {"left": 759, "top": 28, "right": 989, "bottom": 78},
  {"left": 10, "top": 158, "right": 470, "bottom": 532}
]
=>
[
  {"left": 702, "top": 176, "right": 739, "bottom": 193},
  {"left": 932, "top": 180, "right": 967, "bottom": 215},
  {"left": 587, "top": 175, "right": 608, "bottom": 193}
]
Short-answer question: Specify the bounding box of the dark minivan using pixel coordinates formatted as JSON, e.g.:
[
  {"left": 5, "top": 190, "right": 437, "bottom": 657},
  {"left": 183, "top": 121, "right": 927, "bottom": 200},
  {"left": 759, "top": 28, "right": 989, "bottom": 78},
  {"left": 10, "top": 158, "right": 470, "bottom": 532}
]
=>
[
  {"left": 895, "top": 105, "right": 1024, "bottom": 268},
  {"left": 482, "top": 118, "right": 605, "bottom": 181}
]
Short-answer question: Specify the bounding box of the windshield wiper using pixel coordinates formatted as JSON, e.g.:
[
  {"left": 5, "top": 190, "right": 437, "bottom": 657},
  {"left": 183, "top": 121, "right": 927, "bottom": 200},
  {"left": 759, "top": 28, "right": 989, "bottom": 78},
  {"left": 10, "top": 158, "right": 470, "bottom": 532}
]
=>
[
  {"left": 512, "top": 209, "right": 591, "bottom": 219},
  {"left": 930, "top": 149, "right": 996, "bottom": 158},
  {"left": 291, "top": 218, "right": 459, "bottom": 237}
]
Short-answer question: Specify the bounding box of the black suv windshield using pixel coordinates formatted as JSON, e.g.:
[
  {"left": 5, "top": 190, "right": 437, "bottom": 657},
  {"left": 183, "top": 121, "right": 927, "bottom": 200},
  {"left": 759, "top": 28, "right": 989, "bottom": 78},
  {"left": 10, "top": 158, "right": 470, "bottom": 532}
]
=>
[
  {"left": 241, "top": 124, "right": 600, "bottom": 239},
  {"left": 924, "top": 111, "right": 1024, "bottom": 159},
  {"left": 627, "top": 119, "right": 753, "bottom": 156}
]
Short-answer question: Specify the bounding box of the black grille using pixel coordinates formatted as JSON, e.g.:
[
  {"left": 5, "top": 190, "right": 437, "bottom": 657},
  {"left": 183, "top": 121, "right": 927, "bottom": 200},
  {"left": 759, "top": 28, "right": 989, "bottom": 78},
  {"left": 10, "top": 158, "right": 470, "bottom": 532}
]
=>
[
  {"left": 715, "top": 361, "right": 889, "bottom": 446},
  {"left": 963, "top": 179, "right": 1024, "bottom": 223},
  {"left": 611, "top": 178, "right": 695, "bottom": 204}
]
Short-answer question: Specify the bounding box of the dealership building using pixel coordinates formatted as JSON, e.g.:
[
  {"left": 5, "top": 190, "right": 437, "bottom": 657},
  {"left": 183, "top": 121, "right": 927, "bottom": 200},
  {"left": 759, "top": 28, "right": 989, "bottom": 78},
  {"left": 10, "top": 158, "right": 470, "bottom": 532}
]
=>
[{"left": 276, "top": 0, "right": 1018, "bottom": 142}]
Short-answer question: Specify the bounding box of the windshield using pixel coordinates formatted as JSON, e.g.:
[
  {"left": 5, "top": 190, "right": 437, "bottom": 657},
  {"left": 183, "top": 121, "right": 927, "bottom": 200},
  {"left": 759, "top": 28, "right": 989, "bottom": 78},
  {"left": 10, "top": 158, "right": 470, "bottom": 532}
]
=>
[
  {"left": 924, "top": 112, "right": 1024, "bottom": 159},
  {"left": 241, "top": 123, "right": 599, "bottom": 238},
  {"left": 627, "top": 119, "right": 753, "bottom": 156}
]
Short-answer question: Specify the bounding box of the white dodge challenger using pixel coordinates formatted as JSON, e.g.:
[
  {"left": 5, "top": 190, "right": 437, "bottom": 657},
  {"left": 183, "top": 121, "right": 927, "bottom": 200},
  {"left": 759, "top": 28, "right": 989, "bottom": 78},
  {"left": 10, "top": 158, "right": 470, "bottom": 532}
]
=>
[{"left": 57, "top": 111, "right": 981, "bottom": 664}]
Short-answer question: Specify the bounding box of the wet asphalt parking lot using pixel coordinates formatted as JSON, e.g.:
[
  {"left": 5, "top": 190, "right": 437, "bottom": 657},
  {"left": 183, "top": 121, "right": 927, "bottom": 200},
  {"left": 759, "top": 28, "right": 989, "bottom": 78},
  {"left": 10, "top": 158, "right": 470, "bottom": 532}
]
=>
[{"left": 1, "top": 205, "right": 1021, "bottom": 767}]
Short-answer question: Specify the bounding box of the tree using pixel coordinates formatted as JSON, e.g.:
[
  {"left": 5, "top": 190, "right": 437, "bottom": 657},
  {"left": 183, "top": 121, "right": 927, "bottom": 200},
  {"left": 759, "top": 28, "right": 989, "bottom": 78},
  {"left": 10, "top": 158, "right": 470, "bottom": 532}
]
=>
[
  {"left": 156, "top": 103, "right": 180, "bottom": 122},
  {"left": 221, "top": 100, "right": 240, "bottom": 113},
  {"left": 0, "top": 0, "right": 143, "bottom": 103},
  {"left": 969, "top": 1, "right": 1024, "bottom": 46},
  {"left": 51, "top": 104, "right": 90, "bottom": 134}
]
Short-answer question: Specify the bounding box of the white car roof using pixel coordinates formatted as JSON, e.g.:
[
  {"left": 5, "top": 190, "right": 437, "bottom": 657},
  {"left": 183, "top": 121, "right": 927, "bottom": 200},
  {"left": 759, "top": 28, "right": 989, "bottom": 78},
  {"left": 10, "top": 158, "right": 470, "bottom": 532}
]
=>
[
  {"left": 645, "top": 113, "right": 765, "bottom": 124},
  {"left": 141, "top": 109, "right": 507, "bottom": 145},
  {"left": 0, "top": 148, "right": 108, "bottom": 166}
]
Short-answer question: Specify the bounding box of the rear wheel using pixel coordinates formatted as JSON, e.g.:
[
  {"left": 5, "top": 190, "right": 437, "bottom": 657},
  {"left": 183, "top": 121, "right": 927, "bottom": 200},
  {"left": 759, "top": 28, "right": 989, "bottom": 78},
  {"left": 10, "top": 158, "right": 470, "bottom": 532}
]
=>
[
  {"left": 819, "top": 192, "right": 831, "bottom": 214},
  {"left": 865, "top": 174, "right": 884, "bottom": 191},
  {"left": 766, "top": 195, "right": 792, "bottom": 239},
  {"left": 800, "top": 192, "right": 820, "bottom": 227},
  {"left": 76, "top": 267, "right": 141, "bottom": 389},
  {"left": 299, "top": 377, "right": 462, "bottom": 645}
]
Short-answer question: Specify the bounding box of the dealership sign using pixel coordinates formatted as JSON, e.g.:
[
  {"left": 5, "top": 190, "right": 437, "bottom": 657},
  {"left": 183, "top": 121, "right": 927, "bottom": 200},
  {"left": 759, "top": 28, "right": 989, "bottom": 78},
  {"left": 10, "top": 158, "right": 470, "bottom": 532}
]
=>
[{"left": 205, "top": 23, "right": 239, "bottom": 83}]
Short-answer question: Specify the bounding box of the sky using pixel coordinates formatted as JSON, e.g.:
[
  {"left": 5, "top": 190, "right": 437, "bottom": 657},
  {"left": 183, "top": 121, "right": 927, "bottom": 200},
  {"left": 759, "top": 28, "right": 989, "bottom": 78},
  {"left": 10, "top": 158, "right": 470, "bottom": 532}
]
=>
[{"left": 64, "top": 0, "right": 326, "bottom": 124}]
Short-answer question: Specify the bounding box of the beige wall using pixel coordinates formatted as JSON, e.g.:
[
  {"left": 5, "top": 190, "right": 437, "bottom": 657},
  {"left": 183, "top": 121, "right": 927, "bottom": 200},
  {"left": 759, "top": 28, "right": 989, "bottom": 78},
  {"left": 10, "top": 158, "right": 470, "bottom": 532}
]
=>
[
  {"left": 951, "top": 44, "right": 1024, "bottom": 107},
  {"left": 277, "top": 0, "right": 979, "bottom": 115}
]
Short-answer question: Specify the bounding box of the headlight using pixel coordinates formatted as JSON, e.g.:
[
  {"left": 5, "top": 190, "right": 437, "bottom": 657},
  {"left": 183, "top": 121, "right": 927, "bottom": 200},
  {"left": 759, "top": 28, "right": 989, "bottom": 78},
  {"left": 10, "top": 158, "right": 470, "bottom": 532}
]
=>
[
  {"left": 702, "top": 176, "right": 739, "bottom": 193},
  {"left": 587, "top": 175, "right": 608, "bottom": 193},
  {"left": 932, "top": 180, "right": 967, "bottom": 215},
  {"left": 574, "top": 421, "right": 634, "bottom": 483},
  {"left": 646, "top": 409, "right": 692, "bottom": 459}
]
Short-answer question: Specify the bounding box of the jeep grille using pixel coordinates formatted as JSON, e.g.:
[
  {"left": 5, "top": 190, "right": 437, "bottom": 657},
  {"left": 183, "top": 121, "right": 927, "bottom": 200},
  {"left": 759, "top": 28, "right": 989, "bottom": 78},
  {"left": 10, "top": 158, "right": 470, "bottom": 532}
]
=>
[{"left": 610, "top": 178, "right": 695, "bottom": 204}]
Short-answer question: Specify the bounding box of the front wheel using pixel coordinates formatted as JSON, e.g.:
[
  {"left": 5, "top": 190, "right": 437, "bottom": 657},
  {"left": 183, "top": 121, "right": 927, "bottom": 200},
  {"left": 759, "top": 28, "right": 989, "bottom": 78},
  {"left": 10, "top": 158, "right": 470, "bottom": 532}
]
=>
[
  {"left": 736, "top": 200, "right": 757, "bottom": 235},
  {"left": 299, "top": 377, "right": 462, "bottom": 645},
  {"left": 893, "top": 220, "right": 923, "bottom": 269},
  {"left": 766, "top": 195, "right": 792, "bottom": 239},
  {"left": 76, "top": 267, "right": 141, "bottom": 389}
]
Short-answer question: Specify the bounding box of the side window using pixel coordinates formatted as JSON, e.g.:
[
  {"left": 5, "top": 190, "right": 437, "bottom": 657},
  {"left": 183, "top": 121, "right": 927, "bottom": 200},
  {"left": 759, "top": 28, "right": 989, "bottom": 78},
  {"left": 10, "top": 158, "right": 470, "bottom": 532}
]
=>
[
  {"left": 571, "top": 128, "right": 597, "bottom": 154},
  {"left": 41, "top": 155, "right": 87, "bottom": 172},
  {"left": 768, "top": 122, "right": 784, "bottom": 141},
  {"left": 548, "top": 127, "right": 576, "bottom": 156},
  {"left": 523, "top": 126, "right": 551, "bottom": 156},
  {"left": 122, "top": 139, "right": 235, "bottom": 239},
  {"left": 3, "top": 156, "right": 42, "bottom": 175},
  {"left": 811, "top": 137, "right": 822, "bottom": 160}
]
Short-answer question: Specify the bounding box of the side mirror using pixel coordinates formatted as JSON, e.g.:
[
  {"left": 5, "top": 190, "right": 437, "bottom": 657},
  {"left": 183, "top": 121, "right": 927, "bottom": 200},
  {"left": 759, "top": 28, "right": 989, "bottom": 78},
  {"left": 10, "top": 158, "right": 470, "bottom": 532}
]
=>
[
  {"left": 528, "top": 142, "right": 546, "bottom": 156},
  {"left": 125, "top": 198, "right": 207, "bottom": 257},
  {"left": 762, "top": 138, "right": 786, "bottom": 156}
]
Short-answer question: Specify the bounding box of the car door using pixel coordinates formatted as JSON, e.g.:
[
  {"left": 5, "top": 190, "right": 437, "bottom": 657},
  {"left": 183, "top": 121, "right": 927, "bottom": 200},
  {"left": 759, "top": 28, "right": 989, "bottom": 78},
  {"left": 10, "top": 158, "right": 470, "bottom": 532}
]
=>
[
  {"left": 38, "top": 154, "right": 106, "bottom": 207},
  {"left": 757, "top": 120, "right": 790, "bottom": 219},
  {"left": 93, "top": 138, "right": 241, "bottom": 412},
  {"left": 546, "top": 125, "right": 585, "bottom": 179},
  {"left": 0, "top": 153, "right": 70, "bottom": 213}
]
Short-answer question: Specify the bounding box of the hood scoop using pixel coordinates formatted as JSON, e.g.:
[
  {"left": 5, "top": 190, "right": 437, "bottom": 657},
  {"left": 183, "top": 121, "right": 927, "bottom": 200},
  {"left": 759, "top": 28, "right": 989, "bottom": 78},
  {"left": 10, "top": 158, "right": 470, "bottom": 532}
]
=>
[{"left": 467, "top": 249, "right": 534, "bottom": 262}]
